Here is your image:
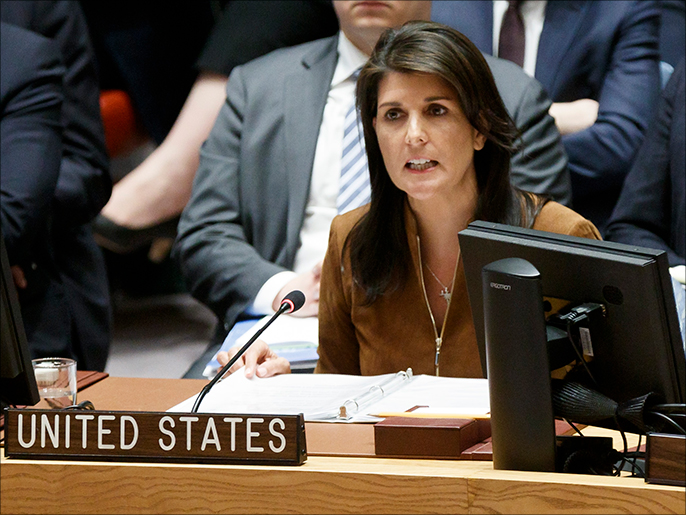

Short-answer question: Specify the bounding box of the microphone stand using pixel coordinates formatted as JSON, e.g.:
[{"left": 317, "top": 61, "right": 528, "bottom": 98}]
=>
[{"left": 191, "top": 301, "right": 293, "bottom": 413}]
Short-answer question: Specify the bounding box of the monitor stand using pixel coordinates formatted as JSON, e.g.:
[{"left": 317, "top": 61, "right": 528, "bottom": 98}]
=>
[{"left": 482, "top": 257, "right": 556, "bottom": 472}]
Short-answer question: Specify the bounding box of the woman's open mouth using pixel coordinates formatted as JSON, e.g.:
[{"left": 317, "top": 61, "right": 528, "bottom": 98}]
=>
[{"left": 406, "top": 158, "right": 438, "bottom": 171}]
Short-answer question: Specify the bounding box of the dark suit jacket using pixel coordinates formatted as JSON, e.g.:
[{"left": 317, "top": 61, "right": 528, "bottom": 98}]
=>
[
  {"left": 0, "top": 21, "right": 76, "bottom": 363},
  {"left": 175, "top": 34, "right": 571, "bottom": 333},
  {"left": 432, "top": 0, "right": 662, "bottom": 230},
  {"left": 1, "top": 1, "right": 112, "bottom": 371},
  {"left": 658, "top": 0, "right": 685, "bottom": 68},
  {"left": 606, "top": 59, "right": 685, "bottom": 266}
]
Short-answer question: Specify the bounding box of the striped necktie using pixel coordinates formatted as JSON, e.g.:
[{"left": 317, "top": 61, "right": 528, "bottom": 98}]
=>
[{"left": 337, "top": 76, "right": 371, "bottom": 214}]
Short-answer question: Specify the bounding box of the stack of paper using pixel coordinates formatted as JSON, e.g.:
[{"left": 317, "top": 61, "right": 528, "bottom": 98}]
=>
[{"left": 170, "top": 370, "right": 490, "bottom": 423}]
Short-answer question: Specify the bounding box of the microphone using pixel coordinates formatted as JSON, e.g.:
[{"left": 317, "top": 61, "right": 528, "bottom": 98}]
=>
[
  {"left": 191, "top": 290, "right": 306, "bottom": 413},
  {"left": 279, "top": 289, "right": 306, "bottom": 314}
]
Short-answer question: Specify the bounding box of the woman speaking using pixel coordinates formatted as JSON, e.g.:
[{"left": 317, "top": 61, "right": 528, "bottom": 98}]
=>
[{"left": 219, "top": 21, "right": 600, "bottom": 378}]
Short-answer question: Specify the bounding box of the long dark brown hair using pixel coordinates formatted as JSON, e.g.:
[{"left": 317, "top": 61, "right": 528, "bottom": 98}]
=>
[{"left": 346, "top": 21, "right": 546, "bottom": 304}]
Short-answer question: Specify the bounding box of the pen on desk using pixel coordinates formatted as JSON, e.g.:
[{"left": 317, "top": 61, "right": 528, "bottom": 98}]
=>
[{"left": 371, "top": 412, "right": 491, "bottom": 419}]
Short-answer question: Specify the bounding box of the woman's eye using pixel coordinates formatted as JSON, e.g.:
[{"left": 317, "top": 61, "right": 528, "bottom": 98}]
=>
[
  {"left": 384, "top": 110, "right": 401, "bottom": 121},
  {"left": 430, "top": 105, "right": 447, "bottom": 116}
]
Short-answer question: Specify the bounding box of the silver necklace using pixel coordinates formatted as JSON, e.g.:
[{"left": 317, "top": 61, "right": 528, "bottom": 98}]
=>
[{"left": 424, "top": 263, "right": 452, "bottom": 303}]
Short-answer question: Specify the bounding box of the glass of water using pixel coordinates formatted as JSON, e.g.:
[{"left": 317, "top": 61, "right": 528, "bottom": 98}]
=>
[{"left": 31, "top": 357, "right": 77, "bottom": 408}]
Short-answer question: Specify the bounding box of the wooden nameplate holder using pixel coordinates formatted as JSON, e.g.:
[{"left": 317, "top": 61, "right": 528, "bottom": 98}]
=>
[
  {"left": 373, "top": 418, "right": 578, "bottom": 460},
  {"left": 645, "top": 432, "right": 686, "bottom": 487},
  {"left": 374, "top": 417, "right": 491, "bottom": 459},
  {"left": 4, "top": 408, "right": 306, "bottom": 466}
]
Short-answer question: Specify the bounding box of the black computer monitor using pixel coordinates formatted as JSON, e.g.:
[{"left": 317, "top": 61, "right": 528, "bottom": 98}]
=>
[
  {"left": 0, "top": 236, "right": 39, "bottom": 408},
  {"left": 459, "top": 221, "right": 685, "bottom": 433}
]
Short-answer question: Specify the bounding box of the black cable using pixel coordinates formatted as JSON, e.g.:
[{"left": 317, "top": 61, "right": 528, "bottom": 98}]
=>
[
  {"left": 650, "top": 403, "right": 686, "bottom": 413},
  {"left": 607, "top": 420, "right": 646, "bottom": 478},
  {"left": 560, "top": 417, "right": 646, "bottom": 478},
  {"left": 624, "top": 453, "right": 646, "bottom": 478},
  {"left": 564, "top": 406, "right": 646, "bottom": 479},
  {"left": 64, "top": 400, "right": 95, "bottom": 410},
  {"left": 612, "top": 414, "right": 629, "bottom": 476},
  {"left": 647, "top": 410, "right": 686, "bottom": 434},
  {"left": 630, "top": 459, "right": 645, "bottom": 478},
  {"left": 564, "top": 418, "right": 585, "bottom": 436},
  {"left": 626, "top": 440, "right": 646, "bottom": 479},
  {"left": 628, "top": 433, "right": 643, "bottom": 478}
]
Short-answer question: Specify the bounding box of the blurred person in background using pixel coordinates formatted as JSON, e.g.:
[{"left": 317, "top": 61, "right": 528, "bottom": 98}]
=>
[
  {"left": 1, "top": 1, "right": 111, "bottom": 371},
  {"left": 432, "top": 0, "right": 662, "bottom": 232}
]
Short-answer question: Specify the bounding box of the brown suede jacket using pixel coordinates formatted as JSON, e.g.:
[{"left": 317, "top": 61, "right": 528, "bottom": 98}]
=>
[{"left": 315, "top": 201, "right": 601, "bottom": 377}]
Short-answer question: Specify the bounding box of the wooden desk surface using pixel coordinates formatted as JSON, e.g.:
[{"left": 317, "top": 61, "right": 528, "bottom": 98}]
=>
[{"left": 1, "top": 377, "right": 684, "bottom": 514}]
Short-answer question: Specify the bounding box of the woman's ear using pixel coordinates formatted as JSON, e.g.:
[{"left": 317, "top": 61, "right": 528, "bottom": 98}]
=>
[
  {"left": 473, "top": 112, "right": 488, "bottom": 151},
  {"left": 373, "top": 116, "right": 377, "bottom": 129},
  {"left": 473, "top": 130, "right": 486, "bottom": 151}
]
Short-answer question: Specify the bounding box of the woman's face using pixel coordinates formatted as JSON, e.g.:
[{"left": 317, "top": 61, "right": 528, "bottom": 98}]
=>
[{"left": 373, "top": 72, "right": 485, "bottom": 205}]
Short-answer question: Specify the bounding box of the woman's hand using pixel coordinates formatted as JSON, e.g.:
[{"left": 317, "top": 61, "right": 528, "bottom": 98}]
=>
[{"left": 216, "top": 339, "right": 291, "bottom": 379}]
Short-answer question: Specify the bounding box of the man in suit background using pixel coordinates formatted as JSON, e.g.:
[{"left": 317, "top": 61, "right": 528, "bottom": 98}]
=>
[
  {"left": 91, "top": 1, "right": 340, "bottom": 256},
  {"left": 1, "top": 1, "right": 112, "bottom": 371},
  {"left": 606, "top": 58, "right": 685, "bottom": 268},
  {"left": 432, "top": 0, "right": 662, "bottom": 232},
  {"left": 1, "top": 21, "right": 72, "bottom": 366},
  {"left": 175, "top": 0, "right": 572, "bottom": 377}
]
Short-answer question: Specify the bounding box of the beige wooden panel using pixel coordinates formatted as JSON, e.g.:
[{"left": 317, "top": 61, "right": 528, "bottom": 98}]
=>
[
  {"left": 3, "top": 454, "right": 684, "bottom": 515},
  {"left": 1, "top": 457, "right": 472, "bottom": 514},
  {"left": 468, "top": 475, "right": 685, "bottom": 514}
]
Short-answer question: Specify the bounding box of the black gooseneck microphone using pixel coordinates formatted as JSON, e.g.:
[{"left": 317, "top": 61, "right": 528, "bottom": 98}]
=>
[{"left": 191, "top": 290, "right": 306, "bottom": 413}]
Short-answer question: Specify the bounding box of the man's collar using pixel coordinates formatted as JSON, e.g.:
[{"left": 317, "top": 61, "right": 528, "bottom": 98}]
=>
[{"left": 332, "top": 31, "right": 370, "bottom": 86}]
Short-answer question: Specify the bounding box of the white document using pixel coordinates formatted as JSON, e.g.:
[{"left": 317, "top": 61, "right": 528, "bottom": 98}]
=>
[
  {"left": 366, "top": 375, "right": 491, "bottom": 417},
  {"left": 236, "top": 315, "right": 318, "bottom": 347},
  {"left": 169, "top": 370, "right": 490, "bottom": 423}
]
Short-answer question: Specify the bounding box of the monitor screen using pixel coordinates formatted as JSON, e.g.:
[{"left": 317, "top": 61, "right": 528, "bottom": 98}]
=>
[
  {"left": 458, "top": 221, "right": 685, "bottom": 424},
  {"left": 0, "top": 236, "right": 39, "bottom": 408}
]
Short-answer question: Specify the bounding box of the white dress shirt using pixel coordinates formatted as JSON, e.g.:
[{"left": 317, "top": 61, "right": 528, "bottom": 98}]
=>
[
  {"left": 493, "top": 0, "right": 547, "bottom": 78},
  {"left": 249, "top": 33, "right": 369, "bottom": 315}
]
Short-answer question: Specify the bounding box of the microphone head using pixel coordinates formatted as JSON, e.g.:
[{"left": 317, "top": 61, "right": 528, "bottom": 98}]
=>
[{"left": 281, "top": 290, "right": 306, "bottom": 313}]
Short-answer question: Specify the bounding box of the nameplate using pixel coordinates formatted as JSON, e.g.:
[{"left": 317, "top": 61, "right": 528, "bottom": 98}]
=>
[{"left": 4, "top": 409, "right": 306, "bottom": 465}]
